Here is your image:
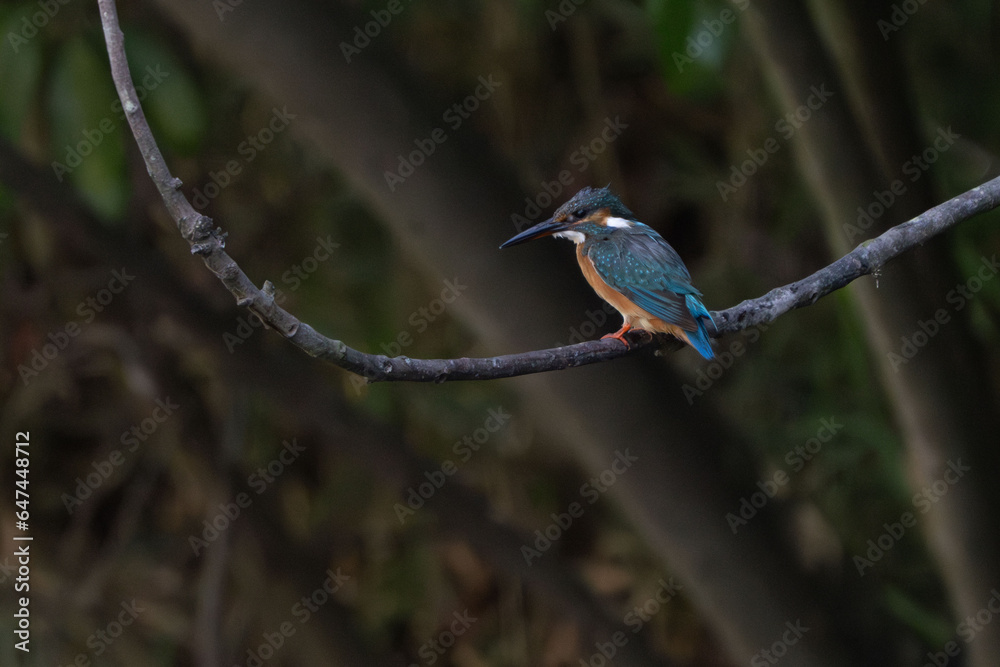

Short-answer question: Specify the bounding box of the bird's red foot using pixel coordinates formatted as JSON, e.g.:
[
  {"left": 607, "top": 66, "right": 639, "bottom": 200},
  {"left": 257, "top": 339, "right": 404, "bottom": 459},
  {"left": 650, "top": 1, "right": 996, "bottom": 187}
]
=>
[{"left": 601, "top": 323, "right": 633, "bottom": 348}]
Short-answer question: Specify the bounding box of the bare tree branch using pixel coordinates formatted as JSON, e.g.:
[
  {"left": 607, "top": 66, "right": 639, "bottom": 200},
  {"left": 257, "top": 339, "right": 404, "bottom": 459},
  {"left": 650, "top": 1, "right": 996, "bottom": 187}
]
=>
[{"left": 98, "top": 0, "right": 1000, "bottom": 384}]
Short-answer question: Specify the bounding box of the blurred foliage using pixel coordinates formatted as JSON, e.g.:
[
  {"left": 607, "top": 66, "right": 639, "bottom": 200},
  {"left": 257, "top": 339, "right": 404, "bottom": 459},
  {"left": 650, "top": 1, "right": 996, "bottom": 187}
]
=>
[
  {"left": 0, "top": 0, "right": 998, "bottom": 665},
  {"left": 0, "top": 6, "right": 43, "bottom": 141},
  {"left": 47, "top": 34, "right": 129, "bottom": 219}
]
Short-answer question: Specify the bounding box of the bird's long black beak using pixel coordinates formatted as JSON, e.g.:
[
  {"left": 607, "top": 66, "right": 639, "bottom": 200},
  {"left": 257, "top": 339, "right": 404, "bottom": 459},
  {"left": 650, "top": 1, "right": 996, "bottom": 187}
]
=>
[{"left": 499, "top": 218, "right": 570, "bottom": 249}]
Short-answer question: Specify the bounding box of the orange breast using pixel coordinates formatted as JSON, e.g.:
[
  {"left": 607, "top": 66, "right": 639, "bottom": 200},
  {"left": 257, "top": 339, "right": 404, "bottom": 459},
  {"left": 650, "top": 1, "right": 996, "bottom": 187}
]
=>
[{"left": 576, "top": 245, "right": 698, "bottom": 347}]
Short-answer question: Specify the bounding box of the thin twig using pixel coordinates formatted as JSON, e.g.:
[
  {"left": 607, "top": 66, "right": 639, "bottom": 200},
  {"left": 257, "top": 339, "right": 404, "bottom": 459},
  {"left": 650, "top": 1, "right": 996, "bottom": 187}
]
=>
[{"left": 97, "top": 0, "right": 1000, "bottom": 383}]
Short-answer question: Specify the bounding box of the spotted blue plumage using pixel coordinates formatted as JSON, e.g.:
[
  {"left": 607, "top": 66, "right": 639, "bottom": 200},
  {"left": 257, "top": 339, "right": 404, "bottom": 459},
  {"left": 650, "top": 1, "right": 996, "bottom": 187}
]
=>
[{"left": 582, "top": 224, "right": 715, "bottom": 359}]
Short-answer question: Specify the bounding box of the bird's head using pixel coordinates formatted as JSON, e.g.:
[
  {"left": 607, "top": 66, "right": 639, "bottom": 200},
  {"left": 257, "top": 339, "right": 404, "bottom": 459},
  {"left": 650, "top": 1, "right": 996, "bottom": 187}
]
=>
[{"left": 500, "top": 186, "right": 637, "bottom": 248}]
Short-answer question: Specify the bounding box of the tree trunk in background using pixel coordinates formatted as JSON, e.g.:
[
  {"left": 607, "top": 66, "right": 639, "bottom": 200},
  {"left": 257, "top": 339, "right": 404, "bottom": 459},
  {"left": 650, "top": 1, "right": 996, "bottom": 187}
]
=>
[{"left": 742, "top": 1, "right": 1000, "bottom": 664}]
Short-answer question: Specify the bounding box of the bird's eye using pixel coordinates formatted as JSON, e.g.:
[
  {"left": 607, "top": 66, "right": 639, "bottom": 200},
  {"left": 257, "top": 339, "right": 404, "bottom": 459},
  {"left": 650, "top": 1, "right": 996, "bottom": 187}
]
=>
[{"left": 573, "top": 209, "right": 587, "bottom": 219}]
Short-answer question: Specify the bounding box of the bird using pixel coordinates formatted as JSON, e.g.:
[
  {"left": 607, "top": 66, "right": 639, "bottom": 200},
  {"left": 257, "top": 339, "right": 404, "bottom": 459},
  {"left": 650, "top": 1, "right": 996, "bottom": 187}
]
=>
[{"left": 500, "top": 186, "right": 715, "bottom": 359}]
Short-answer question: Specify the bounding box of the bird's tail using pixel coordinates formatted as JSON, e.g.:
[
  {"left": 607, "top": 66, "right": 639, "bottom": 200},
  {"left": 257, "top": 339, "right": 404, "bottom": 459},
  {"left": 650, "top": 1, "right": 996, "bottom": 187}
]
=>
[{"left": 684, "top": 294, "right": 716, "bottom": 360}]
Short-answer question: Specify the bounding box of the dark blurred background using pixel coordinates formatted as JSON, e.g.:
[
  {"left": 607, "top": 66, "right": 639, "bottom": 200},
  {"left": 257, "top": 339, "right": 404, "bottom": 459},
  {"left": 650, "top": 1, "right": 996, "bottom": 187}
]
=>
[{"left": 1, "top": 0, "right": 999, "bottom": 665}]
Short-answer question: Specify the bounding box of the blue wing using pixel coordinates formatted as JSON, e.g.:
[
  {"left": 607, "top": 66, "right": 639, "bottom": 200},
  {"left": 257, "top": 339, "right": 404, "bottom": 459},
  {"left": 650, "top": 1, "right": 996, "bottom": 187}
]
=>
[{"left": 584, "top": 225, "right": 715, "bottom": 358}]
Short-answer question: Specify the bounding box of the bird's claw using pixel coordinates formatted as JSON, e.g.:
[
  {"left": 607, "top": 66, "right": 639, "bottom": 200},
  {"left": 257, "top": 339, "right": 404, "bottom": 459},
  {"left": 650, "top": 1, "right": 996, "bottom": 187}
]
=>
[{"left": 601, "top": 324, "right": 633, "bottom": 349}]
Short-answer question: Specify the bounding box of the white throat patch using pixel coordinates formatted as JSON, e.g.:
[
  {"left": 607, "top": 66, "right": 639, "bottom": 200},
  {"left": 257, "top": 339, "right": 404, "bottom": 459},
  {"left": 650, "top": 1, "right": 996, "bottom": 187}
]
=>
[{"left": 554, "top": 230, "right": 586, "bottom": 244}]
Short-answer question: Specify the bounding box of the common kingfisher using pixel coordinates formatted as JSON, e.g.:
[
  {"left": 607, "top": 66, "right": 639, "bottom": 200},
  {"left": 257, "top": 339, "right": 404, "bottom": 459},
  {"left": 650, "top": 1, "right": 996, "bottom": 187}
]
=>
[{"left": 500, "top": 186, "right": 715, "bottom": 359}]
